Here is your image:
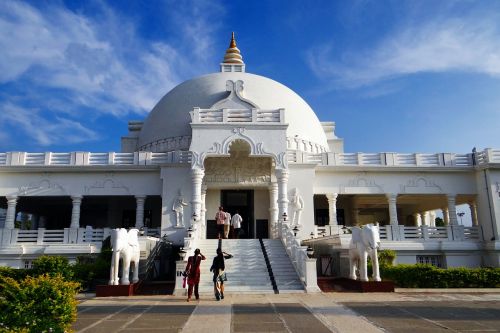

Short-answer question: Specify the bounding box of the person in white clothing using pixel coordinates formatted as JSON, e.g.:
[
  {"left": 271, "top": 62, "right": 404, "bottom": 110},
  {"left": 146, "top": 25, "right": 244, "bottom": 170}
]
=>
[
  {"left": 231, "top": 211, "right": 242, "bottom": 239},
  {"left": 224, "top": 211, "right": 231, "bottom": 239}
]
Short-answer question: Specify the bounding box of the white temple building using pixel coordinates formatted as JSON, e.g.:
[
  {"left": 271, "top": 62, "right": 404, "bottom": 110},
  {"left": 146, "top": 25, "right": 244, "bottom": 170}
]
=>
[{"left": 1, "top": 34, "right": 499, "bottom": 288}]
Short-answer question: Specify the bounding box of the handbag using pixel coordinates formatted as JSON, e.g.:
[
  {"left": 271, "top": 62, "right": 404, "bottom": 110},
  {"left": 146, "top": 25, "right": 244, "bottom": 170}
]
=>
[{"left": 218, "top": 271, "right": 227, "bottom": 282}]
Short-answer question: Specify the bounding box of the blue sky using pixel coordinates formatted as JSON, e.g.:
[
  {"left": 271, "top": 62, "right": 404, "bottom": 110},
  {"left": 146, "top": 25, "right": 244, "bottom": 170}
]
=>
[{"left": 1, "top": 0, "right": 500, "bottom": 154}]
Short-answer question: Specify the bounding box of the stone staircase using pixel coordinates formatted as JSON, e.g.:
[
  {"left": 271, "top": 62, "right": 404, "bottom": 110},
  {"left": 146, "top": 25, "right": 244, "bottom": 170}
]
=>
[
  {"left": 193, "top": 239, "right": 304, "bottom": 294},
  {"left": 262, "top": 239, "right": 304, "bottom": 293}
]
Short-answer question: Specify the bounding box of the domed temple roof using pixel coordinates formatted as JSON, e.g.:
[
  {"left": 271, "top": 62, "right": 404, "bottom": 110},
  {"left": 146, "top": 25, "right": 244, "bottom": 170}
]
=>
[{"left": 137, "top": 34, "right": 328, "bottom": 152}]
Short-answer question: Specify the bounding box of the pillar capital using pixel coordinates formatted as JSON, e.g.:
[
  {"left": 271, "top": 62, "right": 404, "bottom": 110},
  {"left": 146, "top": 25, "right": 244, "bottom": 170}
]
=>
[
  {"left": 386, "top": 193, "right": 398, "bottom": 201},
  {"left": 326, "top": 193, "right": 338, "bottom": 201},
  {"left": 6, "top": 195, "right": 18, "bottom": 203}
]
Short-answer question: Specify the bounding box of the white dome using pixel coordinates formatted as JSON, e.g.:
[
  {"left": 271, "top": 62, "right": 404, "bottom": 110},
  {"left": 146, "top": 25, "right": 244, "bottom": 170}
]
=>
[{"left": 138, "top": 72, "right": 328, "bottom": 151}]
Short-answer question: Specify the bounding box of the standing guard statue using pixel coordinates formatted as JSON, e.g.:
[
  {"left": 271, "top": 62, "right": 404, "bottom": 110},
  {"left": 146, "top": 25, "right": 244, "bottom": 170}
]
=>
[
  {"left": 290, "top": 188, "right": 304, "bottom": 226},
  {"left": 173, "top": 190, "right": 188, "bottom": 227}
]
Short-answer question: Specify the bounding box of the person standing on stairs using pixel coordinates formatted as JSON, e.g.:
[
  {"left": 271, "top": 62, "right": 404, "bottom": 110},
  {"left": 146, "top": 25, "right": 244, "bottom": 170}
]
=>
[
  {"left": 215, "top": 206, "right": 226, "bottom": 239},
  {"left": 224, "top": 211, "right": 231, "bottom": 239},
  {"left": 231, "top": 210, "right": 242, "bottom": 239},
  {"left": 184, "top": 248, "right": 206, "bottom": 302},
  {"left": 210, "top": 247, "right": 233, "bottom": 301}
]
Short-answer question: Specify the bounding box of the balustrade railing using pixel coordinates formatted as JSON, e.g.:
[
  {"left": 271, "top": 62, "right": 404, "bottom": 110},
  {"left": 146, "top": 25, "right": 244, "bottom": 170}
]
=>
[
  {"left": 1, "top": 149, "right": 498, "bottom": 168},
  {"left": 0, "top": 227, "right": 161, "bottom": 247},
  {"left": 287, "top": 149, "right": 500, "bottom": 167},
  {"left": 191, "top": 108, "right": 284, "bottom": 124},
  {"left": 376, "top": 225, "right": 483, "bottom": 241},
  {"left": 280, "top": 223, "right": 320, "bottom": 292}
]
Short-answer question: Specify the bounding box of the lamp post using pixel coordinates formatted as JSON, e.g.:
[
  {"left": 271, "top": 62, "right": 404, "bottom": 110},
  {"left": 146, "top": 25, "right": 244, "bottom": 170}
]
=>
[
  {"left": 310, "top": 232, "right": 314, "bottom": 239},
  {"left": 306, "top": 245, "right": 314, "bottom": 258},
  {"left": 139, "top": 227, "right": 145, "bottom": 236},
  {"left": 187, "top": 227, "right": 193, "bottom": 238},
  {"left": 457, "top": 212, "right": 465, "bottom": 225},
  {"left": 179, "top": 247, "right": 187, "bottom": 260},
  {"left": 292, "top": 226, "right": 299, "bottom": 237}
]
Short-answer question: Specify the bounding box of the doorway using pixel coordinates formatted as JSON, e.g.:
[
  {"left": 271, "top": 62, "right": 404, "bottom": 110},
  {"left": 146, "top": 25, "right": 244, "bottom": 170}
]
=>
[{"left": 222, "top": 190, "right": 254, "bottom": 238}]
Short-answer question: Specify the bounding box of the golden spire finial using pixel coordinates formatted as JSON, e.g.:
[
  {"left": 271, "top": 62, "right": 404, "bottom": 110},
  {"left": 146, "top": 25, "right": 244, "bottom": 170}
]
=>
[
  {"left": 229, "top": 32, "right": 236, "bottom": 48},
  {"left": 223, "top": 32, "right": 244, "bottom": 64}
]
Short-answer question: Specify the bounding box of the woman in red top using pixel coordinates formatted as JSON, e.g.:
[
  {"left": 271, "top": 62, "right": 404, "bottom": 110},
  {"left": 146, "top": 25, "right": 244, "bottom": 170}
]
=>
[{"left": 184, "top": 248, "right": 206, "bottom": 301}]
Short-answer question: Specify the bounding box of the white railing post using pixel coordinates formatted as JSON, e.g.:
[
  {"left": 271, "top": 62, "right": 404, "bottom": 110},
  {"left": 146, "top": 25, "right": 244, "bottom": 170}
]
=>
[
  {"left": 383, "top": 225, "right": 391, "bottom": 240},
  {"left": 452, "top": 225, "right": 465, "bottom": 241},
  {"left": 446, "top": 226, "right": 453, "bottom": 241},
  {"left": 304, "top": 257, "right": 320, "bottom": 293},
  {"left": 10, "top": 229, "right": 19, "bottom": 244},
  {"left": 37, "top": 228, "right": 45, "bottom": 245},
  {"left": 421, "top": 225, "right": 429, "bottom": 240},
  {"left": 173, "top": 261, "right": 187, "bottom": 296}
]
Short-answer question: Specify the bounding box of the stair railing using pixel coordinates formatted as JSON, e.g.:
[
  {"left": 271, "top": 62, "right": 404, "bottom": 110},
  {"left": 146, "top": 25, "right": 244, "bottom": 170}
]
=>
[{"left": 280, "top": 223, "right": 320, "bottom": 293}]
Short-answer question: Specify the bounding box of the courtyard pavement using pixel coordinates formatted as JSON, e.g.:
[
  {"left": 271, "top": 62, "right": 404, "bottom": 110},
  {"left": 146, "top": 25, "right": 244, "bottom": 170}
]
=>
[{"left": 74, "top": 291, "right": 500, "bottom": 333}]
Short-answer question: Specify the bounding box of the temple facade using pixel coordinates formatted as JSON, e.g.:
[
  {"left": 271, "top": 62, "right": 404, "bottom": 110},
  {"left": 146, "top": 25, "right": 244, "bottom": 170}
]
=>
[{"left": 1, "top": 34, "right": 499, "bottom": 273}]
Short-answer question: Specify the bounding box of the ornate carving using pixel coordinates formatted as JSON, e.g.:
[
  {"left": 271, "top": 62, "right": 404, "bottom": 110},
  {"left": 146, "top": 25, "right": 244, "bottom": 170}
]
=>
[
  {"left": 400, "top": 176, "right": 443, "bottom": 194},
  {"left": 210, "top": 80, "right": 259, "bottom": 110},
  {"left": 85, "top": 175, "right": 130, "bottom": 195},
  {"left": 17, "top": 177, "right": 66, "bottom": 196},
  {"left": 340, "top": 174, "right": 383, "bottom": 194},
  {"left": 204, "top": 156, "right": 272, "bottom": 184}
]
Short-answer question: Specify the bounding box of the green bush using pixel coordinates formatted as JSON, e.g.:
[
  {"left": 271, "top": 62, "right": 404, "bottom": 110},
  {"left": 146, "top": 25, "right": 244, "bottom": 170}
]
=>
[
  {"left": 378, "top": 250, "right": 396, "bottom": 266},
  {"left": 31, "top": 256, "right": 74, "bottom": 281},
  {"left": 0, "top": 266, "right": 29, "bottom": 281},
  {"left": 72, "top": 238, "right": 112, "bottom": 288},
  {"left": 0, "top": 274, "right": 80, "bottom": 333},
  {"left": 381, "top": 264, "right": 500, "bottom": 288}
]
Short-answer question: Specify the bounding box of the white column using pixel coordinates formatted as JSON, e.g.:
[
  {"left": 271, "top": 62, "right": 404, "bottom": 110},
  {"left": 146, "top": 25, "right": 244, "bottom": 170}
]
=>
[
  {"left": 275, "top": 169, "right": 289, "bottom": 234},
  {"left": 420, "top": 211, "right": 428, "bottom": 226},
  {"left": 135, "top": 196, "right": 146, "bottom": 229},
  {"left": 447, "top": 194, "right": 458, "bottom": 225},
  {"left": 442, "top": 207, "right": 450, "bottom": 225},
  {"left": 201, "top": 185, "right": 207, "bottom": 238},
  {"left": 70, "top": 196, "right": 82, "bottom": 228},
  {"left": 469, "top": 202, "right": 478, "bottom": 226},
  {"left": 386, "top": 194, "right": 399, "bottom": 225},
  {"left": 429, "top": 211, "right": 436, "bottom": 227},
  {"left": 268, "top": 182, "right": 278, "bottom": 238},
  {"left": 191, "top": 168, "right": 205, "bottom": 225},
  {"left": 414, "top": 213, "right": 421, "bottom": 227},
  {"left": 5, "top": 195, "right": 18, "bottom": 229},
  {"left": 326, "top": 193, "right": 338, "bottom": 226}
]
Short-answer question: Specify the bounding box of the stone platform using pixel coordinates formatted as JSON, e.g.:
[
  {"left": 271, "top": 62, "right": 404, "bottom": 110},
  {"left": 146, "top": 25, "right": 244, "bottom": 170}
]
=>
[
  {"left": 95, "top": 283, "right": 137, "bottom": 297},
  {"left": 330, "top": 278, "right": 395, "bottom": 292}
]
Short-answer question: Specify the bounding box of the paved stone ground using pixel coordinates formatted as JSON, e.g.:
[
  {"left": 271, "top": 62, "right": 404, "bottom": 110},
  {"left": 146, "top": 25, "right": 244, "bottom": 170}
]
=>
[{"left": 74, "top": 292, "right": 500, "bottom": 333}]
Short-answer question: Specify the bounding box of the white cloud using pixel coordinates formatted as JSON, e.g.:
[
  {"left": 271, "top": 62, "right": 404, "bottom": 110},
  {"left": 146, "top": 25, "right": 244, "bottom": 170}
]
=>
[
  {"left": 307, "top": 13, "right": 500, "bottom": 88},
  {"left": 0, "top": 0, "right": 221, "bottom": 116},
  {"left": 0, "top": 102, "right": 99, "bottom": 146}
]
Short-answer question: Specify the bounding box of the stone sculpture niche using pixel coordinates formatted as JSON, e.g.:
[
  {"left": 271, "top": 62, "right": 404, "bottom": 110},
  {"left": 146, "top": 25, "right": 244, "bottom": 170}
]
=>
[
  {"left": 109, "top": 228, "right": 140, "bottom": 285},
  {"left": 348, "top": 223, "right": 381, "bottom": 282}
]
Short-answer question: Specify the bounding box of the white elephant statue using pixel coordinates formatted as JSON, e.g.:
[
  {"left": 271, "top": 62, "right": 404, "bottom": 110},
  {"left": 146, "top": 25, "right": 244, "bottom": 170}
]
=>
[
  {"left": 109, "top": 228, "right": 140, "bottom": 285},
  {"left": 348, "top": 223, "right": 381, "bottom": 282}
]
